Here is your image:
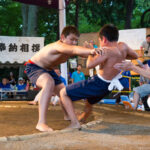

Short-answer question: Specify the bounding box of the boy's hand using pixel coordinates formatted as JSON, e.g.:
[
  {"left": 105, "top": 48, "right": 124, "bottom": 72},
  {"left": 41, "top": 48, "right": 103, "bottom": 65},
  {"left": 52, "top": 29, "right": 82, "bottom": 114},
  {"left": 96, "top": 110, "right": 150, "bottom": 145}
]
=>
[
  {"left": 83, "top": 41, "right": 93, "bottom": 49},
  {"left": 90, "top": 49, "right": 97, "bottom": 56},
  {"left": 95, "top": 48, "right": 106, "bottom": 55},
  {"left": 90, "top": 48, "right": 106, "bottom": 56},
  {"left": 114, "top": 61, "right": 134, "bottom": 71}
]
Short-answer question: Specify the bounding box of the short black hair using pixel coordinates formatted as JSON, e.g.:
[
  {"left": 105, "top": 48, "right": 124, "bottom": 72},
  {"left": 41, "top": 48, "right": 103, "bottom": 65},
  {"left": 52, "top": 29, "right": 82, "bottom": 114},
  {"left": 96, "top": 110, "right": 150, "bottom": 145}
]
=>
[
  {"left": 99, "top": 24, "right": 119, "bottom": 42},
  {"left": 77, "top": 64, "right": 82, "bottom": 67},
  {"left": 61, "top": 26, "right": 80, "bottom": 37},
  {"left": 146, "top": 34, "right": 150, "bottom": 38},
  {"left": 143, "top": 60, "right": 149, "bottom": 64}
]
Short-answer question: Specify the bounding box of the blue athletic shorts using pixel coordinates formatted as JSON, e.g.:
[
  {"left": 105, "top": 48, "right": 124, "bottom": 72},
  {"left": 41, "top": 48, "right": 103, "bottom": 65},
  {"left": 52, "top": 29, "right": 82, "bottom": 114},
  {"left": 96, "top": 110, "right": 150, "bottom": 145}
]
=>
[
  {"left": 66, "top": 75, "right": 110, "bottom": 105},
  {"left": 25, "top": 63, "right": 62, "bottom": 86}
]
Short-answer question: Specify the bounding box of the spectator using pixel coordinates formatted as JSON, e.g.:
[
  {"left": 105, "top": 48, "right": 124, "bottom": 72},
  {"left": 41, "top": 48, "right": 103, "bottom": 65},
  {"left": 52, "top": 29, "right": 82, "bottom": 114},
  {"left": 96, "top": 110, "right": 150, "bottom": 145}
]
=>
[
  {"left": 0, "top": 78, "right": 12, "bottom": 99},
  {"left": 140, "top": 34, "right": 150, "bottom": 56},
  {"left": 114, "top": 60, "right": 150, "bottom": 110},
  {"left": 68, "top": 71, "right": 72, "bottom": 84},
  {"left": 132, "top": 60, "right": 150, "bottom": 109},
  {"left": 139, "top": 60, "right": 150, "bottom": 85},
  {"left": 54, "top": 68, "right": 67, "bottom": 86},
  {"left": 115, "top": 71, "right": 131, "bottom": 103},
  {"left": 50, "top": 68, "right": 67, "bottom": 105},
  {"left": 15, "top": 77, "right": 27, "bottom": 99},
  {"left": 0, "top": 78, "right": 11, "bottom": 90},
  {"left": 89, "top": 40, "right": 98, "bottom": 48},
  {"left": 71, "top": 64, "right": 85, "bottom": 83},
  {"left": 8, "top": 72, "right": 16, "bottom": 87},
  {"left": 120, "top": 71, "right": 131, "bottom": 91},
  {"left": 16, "top": 77, "right": 27, "bottom": 90}
]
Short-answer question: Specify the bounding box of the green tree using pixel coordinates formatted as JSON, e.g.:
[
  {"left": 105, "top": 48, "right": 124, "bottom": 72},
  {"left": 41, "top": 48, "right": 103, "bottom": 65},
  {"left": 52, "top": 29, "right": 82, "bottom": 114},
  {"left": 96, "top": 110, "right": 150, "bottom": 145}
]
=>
[
  {"left": 0, "top": 0, "right": 22, "bottom": 35},
  {"left": 37, "top": 7, "right": 59, "bottom": 44},
  {"left": 66, "top": 0, "right": 127, "bottom": 32},
  {"left": 0, "top": 0, "right": 149, "bottom": 41}
]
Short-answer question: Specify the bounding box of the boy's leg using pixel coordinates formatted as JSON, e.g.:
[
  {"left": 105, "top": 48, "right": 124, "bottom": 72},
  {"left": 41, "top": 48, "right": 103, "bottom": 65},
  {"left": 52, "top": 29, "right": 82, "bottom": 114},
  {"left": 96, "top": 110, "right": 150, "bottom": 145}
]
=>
[
  {"left": 77, "top": 100, "right": 93, "bottom": 123},
  {"left": 60, "top": 88, "right": 81, "bottom": 129},
  {"left": 54, "top": 83, "right": 70, "bottom": 120},
  {"left": 36, "top": 73, "right": 55, "bottom": 132},
  {"left": 133, "top": 92, "right": 140, "bottom": 110},
  {"left": 28, "top": 91, "right": 40, "bottom": 105}
]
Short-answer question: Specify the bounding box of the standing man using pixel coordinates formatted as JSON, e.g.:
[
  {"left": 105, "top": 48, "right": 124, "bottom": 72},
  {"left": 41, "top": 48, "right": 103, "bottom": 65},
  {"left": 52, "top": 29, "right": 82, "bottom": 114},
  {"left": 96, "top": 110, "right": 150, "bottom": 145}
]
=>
[
  {"left": 25, "top": 26, "right": 97, "bottom": 132},
  {"left": 114, "top": 60, "right": 150, "bottom": 111},
  {"left": 60, "top": 24, "right": 138, "bottom": 128},
  {"left": 71, "top": 64, "right": 85, "bottom": 83},
  {"left": 131, "top": 60, "right": 150, "bottom": 110},
  {"left": 140, "top": 34, "right": 150, "bottom": 56},
  {"left": 138, "top": 60, "right": 150, "bottom": 85}
]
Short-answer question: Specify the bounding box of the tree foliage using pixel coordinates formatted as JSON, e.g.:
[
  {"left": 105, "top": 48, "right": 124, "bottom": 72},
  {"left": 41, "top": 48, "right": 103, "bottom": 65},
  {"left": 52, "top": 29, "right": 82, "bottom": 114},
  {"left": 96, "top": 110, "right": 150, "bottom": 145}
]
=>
[
  {"left": 37, "top": 7, "right": 59, "bottom": 44},
  {"left": 0, "top": 0, "right": 149, "bottom": 44},
  {"left": 0, "top": 0, "right": 22, "bottom": 35}
]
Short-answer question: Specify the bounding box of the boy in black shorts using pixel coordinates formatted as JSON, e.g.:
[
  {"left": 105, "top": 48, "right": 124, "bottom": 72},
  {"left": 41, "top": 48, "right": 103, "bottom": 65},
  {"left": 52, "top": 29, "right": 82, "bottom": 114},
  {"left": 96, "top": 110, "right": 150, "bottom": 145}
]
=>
[{"left": 60, "top": 24, "right": 138, "bottom": 129}]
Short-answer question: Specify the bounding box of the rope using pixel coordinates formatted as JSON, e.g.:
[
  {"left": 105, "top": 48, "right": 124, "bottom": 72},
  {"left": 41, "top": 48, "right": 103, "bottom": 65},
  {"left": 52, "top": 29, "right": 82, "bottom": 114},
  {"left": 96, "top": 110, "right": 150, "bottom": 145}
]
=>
[{"left": 112, "top": 90, "right": 133, "bottom": 93}]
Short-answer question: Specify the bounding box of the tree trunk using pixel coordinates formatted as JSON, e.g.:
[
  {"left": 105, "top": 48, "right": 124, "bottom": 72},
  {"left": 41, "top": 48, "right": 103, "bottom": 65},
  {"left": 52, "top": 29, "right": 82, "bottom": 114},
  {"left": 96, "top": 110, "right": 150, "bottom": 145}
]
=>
[
  {"left": 21, "top": 4, "right": 38, "bottom": 77},
  {"left": 125, "top": 0, "right": 134, "bottom": 29},
  {"left": 75, "top": 0, "right": 79, "bottom": 29},
  {"left": 21, "top": 3, "right": 28, "bottom": 36},
  {"left": 27, "top": 5, "right": 38, "bottom": 36},
  {"left": 21, "top": 4, "right": 38, "bottom": 36}
]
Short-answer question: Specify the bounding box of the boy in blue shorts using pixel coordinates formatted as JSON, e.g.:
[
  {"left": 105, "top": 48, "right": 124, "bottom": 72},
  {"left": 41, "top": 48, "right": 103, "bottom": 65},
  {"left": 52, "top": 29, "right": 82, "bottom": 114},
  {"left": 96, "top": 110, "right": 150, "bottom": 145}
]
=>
[
  {"left": 25, "top": 26, "right": 98, "bottom": 132},
  {"left": 60, "top": 24, "right": 138, "bottom": 129}
]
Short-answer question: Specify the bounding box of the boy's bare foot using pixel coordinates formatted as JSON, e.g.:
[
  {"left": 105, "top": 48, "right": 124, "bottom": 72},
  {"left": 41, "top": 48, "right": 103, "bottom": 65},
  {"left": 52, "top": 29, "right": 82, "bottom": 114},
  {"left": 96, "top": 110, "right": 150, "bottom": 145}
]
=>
[
  {"left": 77, "top": 113, "right": 86, "bottom": 123},
  {"left": 28, "top": 101, "right": 38, "bottom": 105},
  {"left": 36, "top": 123, "right": 53, "bottom": 132},
  {"left": 64, "top": 116, "right": 70, "bottom": 121},
  {"left": 65, "top": 122, "right": 81, "bottom": 130}
]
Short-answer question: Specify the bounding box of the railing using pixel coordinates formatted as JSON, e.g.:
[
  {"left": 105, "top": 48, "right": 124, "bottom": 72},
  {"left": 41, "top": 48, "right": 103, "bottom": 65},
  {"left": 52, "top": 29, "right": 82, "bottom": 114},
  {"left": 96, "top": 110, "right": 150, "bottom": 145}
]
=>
[{"left": 0, "top": 89, "right": 39, "bottom": 101}]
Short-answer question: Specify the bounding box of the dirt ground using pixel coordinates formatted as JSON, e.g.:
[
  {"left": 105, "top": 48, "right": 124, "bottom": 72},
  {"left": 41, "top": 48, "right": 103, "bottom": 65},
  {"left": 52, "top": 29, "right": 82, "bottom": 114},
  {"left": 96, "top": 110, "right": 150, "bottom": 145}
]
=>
[{"left": 0, "top": 100, "right": 150, "bottom": 150}]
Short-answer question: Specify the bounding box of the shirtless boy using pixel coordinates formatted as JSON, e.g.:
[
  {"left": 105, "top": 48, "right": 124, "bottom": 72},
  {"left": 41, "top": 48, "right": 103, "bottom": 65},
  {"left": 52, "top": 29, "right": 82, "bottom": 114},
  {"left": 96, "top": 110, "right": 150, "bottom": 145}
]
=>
[
  {"left": 60, "top": 24, "right": 138, "bottom": 129},
  {"left": 25, "top": 26, "right": 97, "bottom": 132}
]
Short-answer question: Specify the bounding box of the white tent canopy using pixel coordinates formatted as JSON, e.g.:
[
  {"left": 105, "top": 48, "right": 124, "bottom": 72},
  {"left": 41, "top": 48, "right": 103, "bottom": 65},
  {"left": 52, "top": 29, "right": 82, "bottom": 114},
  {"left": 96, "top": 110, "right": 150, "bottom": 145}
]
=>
[{"left": 0, "top": 36, "right": 44, "bottom": 64}]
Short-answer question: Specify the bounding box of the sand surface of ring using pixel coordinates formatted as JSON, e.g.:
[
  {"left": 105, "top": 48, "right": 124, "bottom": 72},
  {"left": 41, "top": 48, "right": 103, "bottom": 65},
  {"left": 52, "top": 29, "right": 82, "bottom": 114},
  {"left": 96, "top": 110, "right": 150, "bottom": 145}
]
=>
[{"left": 0, "top": 101, "right": 150, "bottom": 150}]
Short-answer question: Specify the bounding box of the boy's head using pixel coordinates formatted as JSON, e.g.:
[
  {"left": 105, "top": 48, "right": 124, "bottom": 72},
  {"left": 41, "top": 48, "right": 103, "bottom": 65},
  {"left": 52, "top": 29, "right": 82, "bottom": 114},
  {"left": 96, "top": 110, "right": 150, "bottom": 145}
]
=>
[
  {"left": 77, "top": 64, "right": 82, "bottom": 71},
  {"left": 2, "top": 78, "right": 8, "bottom": 85},
  {"left": 18, "top": 77, "right": 24, "bottom": 84},
  {"left": 142, "top": 60, "right": 149, "bottom": 69},
  {"left": 146, "top": 34, "right": 150, "bottom": 44},
  {"left": 99, "top": 24, "right": 119, "bottom": 46},
  {"left": 61, "top": 26, "right": 80, "bottom": 45},
  {"left": 54, "top": 68, "right": 61, "bottom": 77}
]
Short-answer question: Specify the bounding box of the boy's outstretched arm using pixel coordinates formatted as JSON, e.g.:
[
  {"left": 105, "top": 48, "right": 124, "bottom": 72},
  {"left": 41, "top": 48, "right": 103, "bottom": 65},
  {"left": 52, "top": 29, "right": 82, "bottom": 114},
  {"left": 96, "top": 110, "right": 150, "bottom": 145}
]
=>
[
  {"left": 55, "top": 41, "right": 96, "bottom": 57},
  {"left": 122, "top": 42, "right": 138, "bottom": 60},
  {"left": 114, "top": 61, "right": 150, "bottom": 79}
]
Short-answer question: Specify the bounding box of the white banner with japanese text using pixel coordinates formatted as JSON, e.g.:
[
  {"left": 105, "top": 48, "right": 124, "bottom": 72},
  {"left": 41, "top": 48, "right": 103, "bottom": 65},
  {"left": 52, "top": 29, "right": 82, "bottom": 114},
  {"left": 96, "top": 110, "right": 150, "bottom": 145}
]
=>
[{"left": 0, "top": 36, "right": 44, "bottom": 63}]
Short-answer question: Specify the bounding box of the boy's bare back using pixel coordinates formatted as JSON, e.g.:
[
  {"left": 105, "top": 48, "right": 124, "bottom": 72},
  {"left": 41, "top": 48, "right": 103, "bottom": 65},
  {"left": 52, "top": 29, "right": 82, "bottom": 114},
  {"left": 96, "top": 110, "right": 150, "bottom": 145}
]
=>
[{"left": 97, "top": 42, "right": 138, "bottom": 80}]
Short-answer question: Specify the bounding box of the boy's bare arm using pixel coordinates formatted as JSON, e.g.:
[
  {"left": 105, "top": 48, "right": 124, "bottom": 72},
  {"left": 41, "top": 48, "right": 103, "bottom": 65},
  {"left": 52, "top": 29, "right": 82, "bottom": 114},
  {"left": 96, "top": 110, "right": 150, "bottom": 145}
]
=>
[
  {"left": 55, "top": 41, "right": 95, "bottom": 57},
  {"left": 86, "top": 51, "right": 107, "bottom": 69},
  {"left": 114, "top": 61, "right": 150, "bottom": 79},
  {"left": 123, "top": 42, "right": 138, "bottom": 60}
]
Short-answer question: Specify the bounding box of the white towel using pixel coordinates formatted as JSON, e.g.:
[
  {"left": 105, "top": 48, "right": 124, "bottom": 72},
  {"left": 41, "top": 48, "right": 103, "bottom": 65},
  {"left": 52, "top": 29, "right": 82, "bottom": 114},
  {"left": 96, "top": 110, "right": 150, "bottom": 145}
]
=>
[{"left": 108, "top": 74, "right": 123, "bottom": 91}]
